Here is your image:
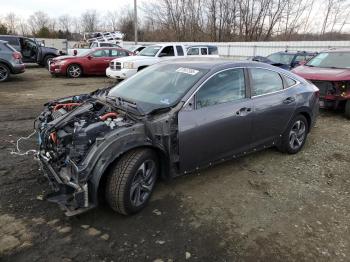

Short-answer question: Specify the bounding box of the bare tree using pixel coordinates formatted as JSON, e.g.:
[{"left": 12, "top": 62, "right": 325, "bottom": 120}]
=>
[
  {"left": 5, "top": 13, "right": 17, "bottom": 34},
  {"left": 58, "top": 15, "right": 72, "bottom": 32},
  {"left": 81, "top": 10, "right": 99, "bottom": 32},
  {"left": 28, "top": 11, "right": 50, "bottom": 34}
]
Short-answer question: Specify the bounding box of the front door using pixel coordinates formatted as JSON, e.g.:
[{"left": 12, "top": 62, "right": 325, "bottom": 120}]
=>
[
  {"left": 21, "top": 38, "right": 38, "bottom": 63},
  {"left": 178, "top": 68, "right": 253, "bottom": 172},
  {"left": 86, "top": 49, "right": 112, "bottom": 74},
  {"left": 249, "top": 68, "right": 297, "bottom": 147}
]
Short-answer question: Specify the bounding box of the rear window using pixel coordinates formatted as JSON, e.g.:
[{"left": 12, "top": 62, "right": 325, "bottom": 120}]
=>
[
  {"left": 0, "top": 36, "right": 19, "bottom": 46},
  {"left": 5, "top": 43, "right": 17, "bottom": 52}
]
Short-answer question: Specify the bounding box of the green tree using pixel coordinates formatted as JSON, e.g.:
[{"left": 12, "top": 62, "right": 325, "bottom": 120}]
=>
[
  {"left": 0, "top": 24, "right": 8, "bottom": 34},
  {"left": 36, "top": 26, "right": 51, "bottom": 38}
]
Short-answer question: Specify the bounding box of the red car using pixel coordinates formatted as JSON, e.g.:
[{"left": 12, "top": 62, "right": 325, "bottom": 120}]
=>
[
  {"left": 49, "top": 47, "right": 133, "bottom": 78},
  {"left": 292, "top": 49, "right": 350, "bottom": 118}
]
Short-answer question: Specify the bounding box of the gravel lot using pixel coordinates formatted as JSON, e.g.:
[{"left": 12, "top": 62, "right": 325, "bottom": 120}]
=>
[{"left": 0, "top": 66, "right": 349, "bottom": 262}]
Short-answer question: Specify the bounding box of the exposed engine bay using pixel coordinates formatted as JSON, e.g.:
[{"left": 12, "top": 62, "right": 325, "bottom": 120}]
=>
[{"left": 36, "top": 91, "right": 139, "bottom": 215}]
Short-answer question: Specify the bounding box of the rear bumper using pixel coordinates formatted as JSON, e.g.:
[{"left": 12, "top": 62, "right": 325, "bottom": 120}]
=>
[
  {"left": 39, "top": 153, "right": 94, "bottom": 216},
  {"left": 12, "top": 64, "right": 25, "bottom": 74},
  {"left": 319, "top": 95, "right": 349, "bottom": 109},
  {"left": 106, "top": 67, "right": 137, "bottom": 79}
]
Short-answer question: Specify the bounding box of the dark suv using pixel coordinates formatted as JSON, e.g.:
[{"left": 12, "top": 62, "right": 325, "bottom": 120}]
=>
[
  {"left": 0, "top": 35, "right": 61, "bottom": 67},
  {"left": 0, "top": 40, "right": 25, "bottom": 82},
  {"left": 251, "top": 51, "right": 317, "bottom": 70}
]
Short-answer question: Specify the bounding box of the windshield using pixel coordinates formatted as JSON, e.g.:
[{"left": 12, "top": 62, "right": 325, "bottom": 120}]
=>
[
  {"left": 137, "top": 45, "right": 161, "bottom": 57},
  {"left": 306, "top": 52, "right": 350, "bottom": 69},
  {"left": 267, "top": 53, "right": 294, "bottom": 65},
  {"left": 109, "top": 64, "right": 208, "bottom": 113}
]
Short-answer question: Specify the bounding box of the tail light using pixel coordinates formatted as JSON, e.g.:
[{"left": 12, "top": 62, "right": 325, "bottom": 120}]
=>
[{"left": 12, "top": 52, "right": 22, "bottom": 60}]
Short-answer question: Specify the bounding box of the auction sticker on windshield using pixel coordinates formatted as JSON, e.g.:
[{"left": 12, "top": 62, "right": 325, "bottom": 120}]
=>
[{"left": 176, "top": 67, "right": 199, "bottom": 75}]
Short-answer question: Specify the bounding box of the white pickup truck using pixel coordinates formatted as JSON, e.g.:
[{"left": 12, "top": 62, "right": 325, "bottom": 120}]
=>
[{"left": 106, "top": 43, "right": 188, "bottom": 80}]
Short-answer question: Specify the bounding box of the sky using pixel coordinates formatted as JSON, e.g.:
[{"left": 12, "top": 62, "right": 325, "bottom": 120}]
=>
[{"left": 1, "top": 0, "right": 145, "bottom": 18}]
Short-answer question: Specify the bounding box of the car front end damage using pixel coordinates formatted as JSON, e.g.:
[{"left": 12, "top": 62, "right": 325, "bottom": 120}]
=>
[
  {"left": 36, "top": 91, "right": 140, "bottom": 216},
  {"left": 310, "top": 80, "right": 350, "bottom": 109}
]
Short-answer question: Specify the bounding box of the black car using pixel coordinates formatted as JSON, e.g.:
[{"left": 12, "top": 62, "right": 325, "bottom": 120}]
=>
[
  {"left": 251, "top": 51, "right": 317, "bottom": 70},
  {"left": 0, "top": 35, "right": 61, "bottom": 67},
  {"left": 36, "top": 59, "right": 319, "bottom": 216}
]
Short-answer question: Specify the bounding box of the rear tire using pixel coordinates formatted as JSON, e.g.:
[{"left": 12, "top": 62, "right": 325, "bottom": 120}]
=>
[
  {"left": 105, "top": 149, "right": 158, "bottom": 215},
  {"left": 0, "top": 63, "right": 10, "bottom": 82},
  {"left": 345, "top": 100, "right": 350, "bottom": 119},
  {"left": 278, "top": 115, "right": 309, "bottom": 154}
]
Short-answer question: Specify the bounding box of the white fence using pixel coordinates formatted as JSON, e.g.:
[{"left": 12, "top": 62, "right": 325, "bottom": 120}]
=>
[
  {"left": 36, "top": 38, "right": 68, "bottom": 53},
  {"left": 124, "top": 40, "right": 350, "bottom": 59}
]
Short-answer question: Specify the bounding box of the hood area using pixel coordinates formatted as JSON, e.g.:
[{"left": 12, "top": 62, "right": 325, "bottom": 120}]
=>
[{"left": 292, "top": 65, "right": 350, "bottom": 81}]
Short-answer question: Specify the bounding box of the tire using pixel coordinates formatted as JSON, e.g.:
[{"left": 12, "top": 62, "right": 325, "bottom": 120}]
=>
[
  {"left": 345, "top": 100, "right": 350, "bottom": 119},
  {"left": 278, "top": 114, "right": 309, "bottom": 154},
  {"left": 44, "top": 55, "right": 55, "bottom": 69},
  {"left": 0, "top": 63, "right": 10, "bottom": 82},
  {"left": 67, "top": 64, "right": 82, "bottom": 78},
  {"left": 105, "top": 148, "right": 159, "bottom": 215}
]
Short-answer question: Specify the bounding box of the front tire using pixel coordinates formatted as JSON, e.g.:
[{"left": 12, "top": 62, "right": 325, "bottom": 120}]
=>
[
  {"left": 67, "top": 64, "right": 82, "bottom": 78},
  {"left": 345, "top": 100, "right": 350, "bottom": 119},
  {"left": 44, "top": 55, "right": 55, "bottom": 69},
  {"left": 105, "top": 149, "right": 158, "bottom": 215},
  {"left": 278, "top": 115, "right": 309, "bottom": 154},
  {"left": 0, "top": 63, "right": 10, "bottom": 82}
]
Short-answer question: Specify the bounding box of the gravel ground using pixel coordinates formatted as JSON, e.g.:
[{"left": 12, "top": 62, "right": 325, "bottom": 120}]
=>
[{"left": 0, "top": 66, "right": 349, "bottom": 262}]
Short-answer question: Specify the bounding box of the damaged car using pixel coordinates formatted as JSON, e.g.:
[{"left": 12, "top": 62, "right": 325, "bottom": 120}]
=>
[{"left": 36, "top": 59, "right": 319, "bottom": 216}]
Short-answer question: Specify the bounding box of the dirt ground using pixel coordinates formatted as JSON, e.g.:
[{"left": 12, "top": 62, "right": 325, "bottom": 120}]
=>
[{"left": 0, "top": 66, "right": 349, "bottom": 262}]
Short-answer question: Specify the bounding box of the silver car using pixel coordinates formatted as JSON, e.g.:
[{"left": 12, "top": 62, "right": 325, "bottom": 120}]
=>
[
  {"left": 36, "top": 59, "right": 319, "bottom": 216},
  {"left": 0, "top": 40, "right": 25, "bottom": 82}
]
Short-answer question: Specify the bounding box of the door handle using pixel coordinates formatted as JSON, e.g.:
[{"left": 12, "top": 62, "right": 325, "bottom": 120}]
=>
[
  {"left": 236, "top": 107, "right": 252, "bottom": 116},
  {"left": 283, "top": 97, "right": 296, "bottom": 104}
]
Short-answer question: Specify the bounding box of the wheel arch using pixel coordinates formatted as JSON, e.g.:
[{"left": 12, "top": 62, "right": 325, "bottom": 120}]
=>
[{"left": 89, "top": 142, "right": 169, "bottom": 205}]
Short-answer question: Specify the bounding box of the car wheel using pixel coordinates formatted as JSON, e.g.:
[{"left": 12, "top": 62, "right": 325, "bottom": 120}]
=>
[
  {"left": 345, "top": 100, "right": 350, "bottom": 119},
  {"left": 0, "top": 63, "right": 10, "bottom": 82},
  {"left": 105, "top": 148, "right": 158, "bottom": 215},
  {"left": 278, "top": 115, "right": 309, "bottom": 154},
  {"left": 67, "top": 64, "right": 82, "bottom": 78},
  {"left": 44, "top": 55, "right": 55, "bottom": 69}
]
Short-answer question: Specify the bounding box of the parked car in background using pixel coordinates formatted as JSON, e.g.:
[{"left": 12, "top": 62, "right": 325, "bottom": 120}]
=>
[
  {"left": 292, "top": 49, "right": 350, "bottom": 118},
  {"left": 36, "top": 59, "right": 319, "bottom": 216},
  {"left": 106, "top": 43, "right": 187, "bottom": 80},
  {"left": 67, "top": 41, "right": 122, "bottom": 56},
  {"left": 186, "top": 45, "right": 219, "bottom": 57},
  {"left": 0, "top": 35, "right": 61, "bottom": 67},
  {"left": 126, "top": 45, "right": 147, "bottom": 55},
  {"left": 0, "top": 40, "right": 25, "bottom": 82},
  {"left": 49, "top": 47, "right": 133, "bottom": 78},
  {"left": 251, "top": 51, "right": 317, "bottom": 70}
]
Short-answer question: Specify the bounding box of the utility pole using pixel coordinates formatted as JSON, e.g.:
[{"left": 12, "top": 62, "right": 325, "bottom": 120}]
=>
[{"left": 134, "top": 0, "right": 138, "bottom": 45}]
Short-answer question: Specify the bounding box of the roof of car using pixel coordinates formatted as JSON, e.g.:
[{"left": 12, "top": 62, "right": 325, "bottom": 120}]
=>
[
  {"left": 0, "top": 40, "right": 7, "bottom": 44},
  {"left": 321, "top": 48, "right": 350, "bottom": 53},
  {"left": 274, "top": 50, "right": 317, "bottom": 55},
  {"left": 159, "top": 57, "right": 284, "bottom": 70}
]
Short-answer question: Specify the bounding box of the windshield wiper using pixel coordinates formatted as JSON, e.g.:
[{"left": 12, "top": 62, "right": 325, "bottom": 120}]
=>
[{"left": 106, "top": 95, "right": 145, "bottom": 115}]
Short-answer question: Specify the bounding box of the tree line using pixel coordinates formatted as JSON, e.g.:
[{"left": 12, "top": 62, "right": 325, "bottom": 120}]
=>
[{"left": 0, "top": 0, "right": 350, "bottom": 41}]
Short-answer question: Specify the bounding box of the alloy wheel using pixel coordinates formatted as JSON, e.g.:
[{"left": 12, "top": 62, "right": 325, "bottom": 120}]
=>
[
  {"left": 68, "top": 65, "right": 82, "bottom": 78},
  {"left": 130, "top": 160, "right": 157, "bottom": 207},
  {"left": 0, "top": 65, "right": 9, "bottom": 81},
  {"left": 289, "top": 120, "right": 306, "bottom": 150}
]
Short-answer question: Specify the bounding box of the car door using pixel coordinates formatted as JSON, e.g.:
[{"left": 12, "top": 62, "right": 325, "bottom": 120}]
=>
[
  {"left": 178, "top": 68, "right": 253, "bottom": 172},
  {"left": 249, "top": 68, "right": 297, "bottom": 148},
  {"left": 86, "top": 49, "right": 111, "bottom": 74},
  {"left": 158, "top": 45, "right": 175, "bottom": 59}
]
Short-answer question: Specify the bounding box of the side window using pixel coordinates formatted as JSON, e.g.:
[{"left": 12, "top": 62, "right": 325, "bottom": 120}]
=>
[
  {"left": 201, "top": 48, "right": 208, "bottom": 55},
  {"left": 285, "top": 76, "right": 297, "bottom": 87},
  {"left": 110, "top": 50, "right": 129, "bottom": 57},
  {"left": 176, "top": 46, "right": 184, "bottom": 56},
  {"left": 92, "top": 49, "right": 108, "bottom": 57},
  {"left": 294, "top": 55, "right": 307, "bottom": 63},
  {"left": 251, "top": 68, "right": 283, "bottom": 96},
  {"left": 160, "top": 46, "right": 174, "bottom": 56},
  {"left": 0, "top": 36, "right": 18, "bottom": 46},
  {"left": 90, "top": 42, "right": 98, "bottom": 48},
  {"left": 196, "top": 69, "right": 246, "bottom": 109},
  {"left": 187, "top": 48, "right": 199, "bottom": 55}
]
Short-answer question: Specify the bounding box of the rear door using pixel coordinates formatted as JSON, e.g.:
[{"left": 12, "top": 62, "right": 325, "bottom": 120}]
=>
[
  {"left": 178, "top": 68, "right": 253, "bottom": 172},
  {"left": 249, "top": 68, "right": 297, "bottom": 148}
]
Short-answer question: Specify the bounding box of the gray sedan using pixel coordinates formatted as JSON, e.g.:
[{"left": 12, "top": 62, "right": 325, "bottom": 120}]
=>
[{"left": 37, "top": 59, "right": 319, "bottom": 216}]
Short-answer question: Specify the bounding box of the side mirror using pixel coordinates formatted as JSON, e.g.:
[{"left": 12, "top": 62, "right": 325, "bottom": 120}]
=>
[
  {"left": 87, "top": 55, "right": 93, "bottom": 60},
  {"left": 73, "top": 49, "right": 78, "bottom": 56},
  {"left": 298, "top": 60, "right": 307, "bottom": 66}
]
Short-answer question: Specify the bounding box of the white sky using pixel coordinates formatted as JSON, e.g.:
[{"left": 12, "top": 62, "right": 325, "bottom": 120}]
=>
[{"left": 0, "top": 0, "right": 145, "bottom": 17}]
